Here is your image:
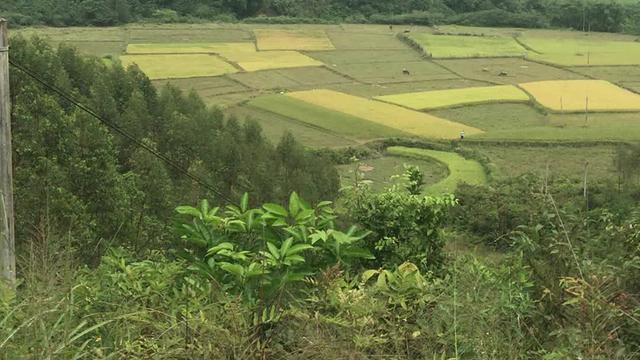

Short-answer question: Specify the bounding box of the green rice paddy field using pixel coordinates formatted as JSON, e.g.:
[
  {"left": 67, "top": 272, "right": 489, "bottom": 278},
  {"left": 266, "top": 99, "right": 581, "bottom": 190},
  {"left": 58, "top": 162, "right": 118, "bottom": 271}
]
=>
[{"left": 18, "top": 23, "right": 640, "bottom": 193}]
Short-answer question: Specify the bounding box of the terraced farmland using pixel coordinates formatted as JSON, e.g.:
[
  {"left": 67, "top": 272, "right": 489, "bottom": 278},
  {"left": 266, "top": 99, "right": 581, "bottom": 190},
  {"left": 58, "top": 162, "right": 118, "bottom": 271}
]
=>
[{"left": 21, "top": 23, "right": 640, "bottom": 187}]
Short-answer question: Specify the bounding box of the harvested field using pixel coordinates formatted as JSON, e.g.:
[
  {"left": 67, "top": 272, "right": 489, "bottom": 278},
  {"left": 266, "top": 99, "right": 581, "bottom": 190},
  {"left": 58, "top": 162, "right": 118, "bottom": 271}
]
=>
[
  {"left": 153, "top": 77, "right": 248, "bottom": 97},
  {"left": 307, "top": 49, "right": 423, "bottom": 65},
  {"left": 230, "top": 66, "right": 349, "bottom": 90},
  {"left": 332, "top": 61, "right": 456, "bottom": 83},
  {"left": 435, "top": 58, "right": 586, "bottom": 85},
  {"left": 255, "top": 29, "right": 334, "bottom": 50},
  {"left": 430, "top": 103, "right": 548, "bottom": 133},
  {"left": 461, "top": 143, "right": 616, "bottom": 181},
  {"left": 376, "top": 85, "right": 530, "bottom": 110},
  {"left": 17, "top": 26, "right": 124, "bottom": 41},
  {"left": 199, "top": 91, "right": 261, "bottom": 108},
  {"left": 126, "top": 42, "right": 255, "bottom": 54},
  {"left": 127, "top": 27, "right": 252, "bottom": 43},
  {"left": 387, "top": 147, "right": 487, "bottom": 194},
  {"left": 326, "top": 79, "right": 491, "bottom": 97},
  {"left": 270, "top": 67, "right": 350, "bottom": 86},
  {"left": 569, "top": 66, "right": 640, "bottom": 84},
  {"left": 325, "top": 31, "right": 406, "bottom": 50},
  {"left": 472, "top": 112, "right": 640, "bottom": 141},
  {"left": 56, "top": 41, "right": 125, "bottom": 57},
  {"left": 229, "top": 71, "right": 301, "bottom": 90}
]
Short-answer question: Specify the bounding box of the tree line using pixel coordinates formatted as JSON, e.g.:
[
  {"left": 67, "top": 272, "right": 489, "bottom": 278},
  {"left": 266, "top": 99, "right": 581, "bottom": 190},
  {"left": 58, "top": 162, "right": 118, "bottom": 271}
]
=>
[
  {"left": 1, "top": 0, "right": 639, "bottom": 34},
  {"left": 9, "top": 36, "right": 339, "bottom": 265}
]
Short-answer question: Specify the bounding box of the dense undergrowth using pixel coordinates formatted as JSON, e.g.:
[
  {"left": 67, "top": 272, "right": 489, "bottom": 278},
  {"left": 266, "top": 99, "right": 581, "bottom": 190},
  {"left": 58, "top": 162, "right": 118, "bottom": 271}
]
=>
[{"left": 2, "top": 172, "right": 640, "bottom": 359}]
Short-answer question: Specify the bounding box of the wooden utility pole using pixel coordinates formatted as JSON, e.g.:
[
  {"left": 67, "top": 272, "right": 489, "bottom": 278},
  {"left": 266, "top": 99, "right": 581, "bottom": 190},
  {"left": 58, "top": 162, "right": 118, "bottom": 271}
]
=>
[
  {"left": 0, "top": 19, "right": 16, "bottom": 287},
  {"left": 583, "top": 161, "right": 589, "bottom": 206},
  {"left": 585, "top": 96, "right": 589, "bottom": 127}
]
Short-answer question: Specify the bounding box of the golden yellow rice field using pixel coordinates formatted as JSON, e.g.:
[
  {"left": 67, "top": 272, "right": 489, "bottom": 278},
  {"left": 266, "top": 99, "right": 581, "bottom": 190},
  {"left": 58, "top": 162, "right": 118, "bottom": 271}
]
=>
[
  {"left": 231, "top": 51, "right": 324, "bottom": 71},
  {"left": 520, "top": 80, "right": 640, "bottom": 112},
  {"left": 126, "top": 42, "right": 255, "bottom": 54},
  {"left": 375, "top": 85, "right": 530, "bottom": 110},
  {"left": 125, "top": 42, "right": 321, "bottom": 72},
  {"left": 287, "top": 89, "right": 484, "bottom": 139},
  {"left": 255, "top": 29, "right": 335, "bottom": 51},
  {"left": 120, "top": 54, "right": 238, "bottom": 79}
]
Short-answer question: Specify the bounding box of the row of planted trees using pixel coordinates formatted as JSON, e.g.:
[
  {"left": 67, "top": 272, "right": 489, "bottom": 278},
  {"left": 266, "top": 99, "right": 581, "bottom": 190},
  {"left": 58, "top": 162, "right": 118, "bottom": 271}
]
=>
[{"left": 2, "top": 0, "right": 638, "bottom": 34}]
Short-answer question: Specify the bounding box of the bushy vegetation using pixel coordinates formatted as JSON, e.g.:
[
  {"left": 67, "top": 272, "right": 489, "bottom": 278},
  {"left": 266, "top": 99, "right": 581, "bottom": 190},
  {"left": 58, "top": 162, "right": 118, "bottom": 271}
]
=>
[
  {"left": 3, "top": 172, "right": 639, "bottom": 358},
  {"left": 2, "top": 0, "right": 639, "bottom": 35}
]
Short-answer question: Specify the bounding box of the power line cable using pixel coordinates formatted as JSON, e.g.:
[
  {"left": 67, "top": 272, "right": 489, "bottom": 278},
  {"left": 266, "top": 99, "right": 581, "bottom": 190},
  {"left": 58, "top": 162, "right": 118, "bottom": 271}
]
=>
[{"left": 9, "top": 59, "right": 235, "bottom": 204}]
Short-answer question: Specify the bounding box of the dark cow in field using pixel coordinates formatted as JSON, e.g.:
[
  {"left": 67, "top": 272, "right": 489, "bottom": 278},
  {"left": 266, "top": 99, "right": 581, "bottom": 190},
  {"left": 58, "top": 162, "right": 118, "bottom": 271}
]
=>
[{"left": 402, "top": 68, "right": 411, "bottom": 76}]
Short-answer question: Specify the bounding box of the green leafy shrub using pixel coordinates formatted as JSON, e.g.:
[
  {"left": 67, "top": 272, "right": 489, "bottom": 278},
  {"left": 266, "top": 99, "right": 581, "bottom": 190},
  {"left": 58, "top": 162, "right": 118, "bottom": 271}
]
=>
[
  {"left": 344, "top": 185, "right": 456, "bottom": 273},
  {"left": 453, "top": 175, "right": 548, "bottom": 249},
  {"left": 175, "top": 192, "right": 373, "bottom": 306}
]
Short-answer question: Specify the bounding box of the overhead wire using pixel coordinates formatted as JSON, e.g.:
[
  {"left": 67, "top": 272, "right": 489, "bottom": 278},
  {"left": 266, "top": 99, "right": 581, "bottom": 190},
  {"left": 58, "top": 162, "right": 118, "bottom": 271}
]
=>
[{"left": 8, "top": 58, "right": 235, "bottom": 205}]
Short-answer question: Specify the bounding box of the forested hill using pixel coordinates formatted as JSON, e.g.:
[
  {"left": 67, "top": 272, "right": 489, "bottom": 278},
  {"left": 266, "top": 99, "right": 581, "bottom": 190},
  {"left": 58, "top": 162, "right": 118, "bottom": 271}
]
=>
[
  {"left": 1, "top": 0, "right": 639, "bottom": 34},
  {"left": 9, "top": 37, "right": 338, "bottom": 264}
]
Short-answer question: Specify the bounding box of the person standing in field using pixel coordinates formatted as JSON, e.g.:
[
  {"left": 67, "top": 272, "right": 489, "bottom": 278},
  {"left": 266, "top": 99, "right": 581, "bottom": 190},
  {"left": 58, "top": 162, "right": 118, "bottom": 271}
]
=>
[{"left": 460, "top": 130, "right": 465, "bottom": 140}]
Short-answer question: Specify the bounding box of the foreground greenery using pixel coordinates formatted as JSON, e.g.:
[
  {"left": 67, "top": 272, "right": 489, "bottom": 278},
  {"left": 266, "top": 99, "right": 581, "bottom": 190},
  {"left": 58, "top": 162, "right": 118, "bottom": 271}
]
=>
[{"left": 2, "top": 173, "right": 640, "bottom": 358}]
